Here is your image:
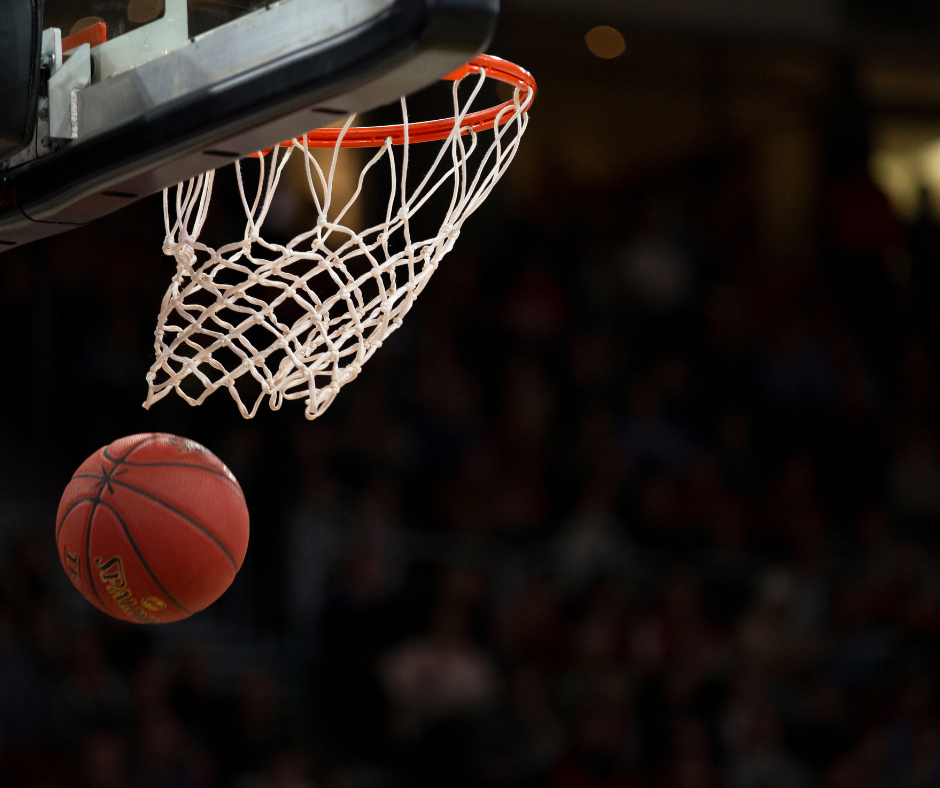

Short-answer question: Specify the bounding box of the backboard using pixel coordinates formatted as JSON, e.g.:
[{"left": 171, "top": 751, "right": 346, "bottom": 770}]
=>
[{"left": 0, "top": 0, "right": 499, "bottom": 250}]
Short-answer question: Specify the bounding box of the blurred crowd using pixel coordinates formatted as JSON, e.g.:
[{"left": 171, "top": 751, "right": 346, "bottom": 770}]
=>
[{"left": 3, "top": 60, "right": 940, "bottom": 788}]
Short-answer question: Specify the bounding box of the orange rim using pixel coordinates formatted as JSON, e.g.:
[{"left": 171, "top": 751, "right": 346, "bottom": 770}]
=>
[{"left": 284, "top": 54, "right": 536, "bottom": 150}]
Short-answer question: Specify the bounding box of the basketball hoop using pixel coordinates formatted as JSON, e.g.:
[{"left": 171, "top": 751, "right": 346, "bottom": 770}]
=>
[{"left": 146, "top": 55, "right": 535, "bottom": 419}]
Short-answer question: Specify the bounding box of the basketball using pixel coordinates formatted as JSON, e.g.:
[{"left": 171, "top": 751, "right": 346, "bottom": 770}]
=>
[{"left": 55, "top": 433, "right": 250, "bottom": 624}]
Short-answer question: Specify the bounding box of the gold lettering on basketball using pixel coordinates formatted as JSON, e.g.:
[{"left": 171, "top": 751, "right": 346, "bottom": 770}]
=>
[
  {"left": 111, "top": 587, "right": 133, "bottom": 603},
  {"left": 64, "top": 548, "right": 81, "bottom": 588},
  {"left": 94, "top": 555, "right": 159, "bottom": 623},
  {"left": 141, "top": 596, "right": 166, "bottom": 612},
  {"left": 95, "top": 555, "right": 123, "bottom": 582}
]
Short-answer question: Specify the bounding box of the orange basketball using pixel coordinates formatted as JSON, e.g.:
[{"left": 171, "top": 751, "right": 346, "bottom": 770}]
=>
[{"left": 56, "top": 433, "right": 250, "bottom": 624}]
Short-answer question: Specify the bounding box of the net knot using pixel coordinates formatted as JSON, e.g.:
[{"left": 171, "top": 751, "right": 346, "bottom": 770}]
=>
[{"left": 174, "top": 245, "right": 195, "bottom": 266}]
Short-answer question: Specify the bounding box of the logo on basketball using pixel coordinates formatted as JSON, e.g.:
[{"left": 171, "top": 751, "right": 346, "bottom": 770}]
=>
[
  {"left": 95, "top": 555, "right": 157, "bottom": 623},
  {"left": 141, "top": 596, "right": 167, "bottom": 612},
  {"left": 64, "top": 548, "right": 81, "bottom": 588}
]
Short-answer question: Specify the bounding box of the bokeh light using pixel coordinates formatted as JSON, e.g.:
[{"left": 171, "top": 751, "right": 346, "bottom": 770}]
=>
[{"left": 585, "top": 25, "right": 626, "bottom": 59}]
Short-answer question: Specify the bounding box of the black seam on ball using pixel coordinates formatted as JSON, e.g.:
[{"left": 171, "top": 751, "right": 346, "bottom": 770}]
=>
[
  {"left": 108, "top": 478, "right": 239, "bottom": 570},
  {"left": 98, "top": 500, "right": 193, "bottom": 616}
]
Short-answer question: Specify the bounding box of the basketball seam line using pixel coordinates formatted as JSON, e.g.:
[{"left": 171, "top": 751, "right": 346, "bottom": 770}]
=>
[
  {"left": 102, "top": 443, "right": 241, "bottom": 493},
  {"left": 104, "top": 461, "right": 240, "bottom": 490},
  {"left": 57, "top": 496, "right": 97, "bottom": 540},
  {"left": 114, "top": 434, "right": 164, "bottom": 463},
  {"left": 85, "top": 500, "right": 110, "bottom": 612},
  {"left": 107, "top": 478, "right": 239, "bottom": 570},
  {"left": 98, "top": 500, "right": 193, "bottom": 616}
]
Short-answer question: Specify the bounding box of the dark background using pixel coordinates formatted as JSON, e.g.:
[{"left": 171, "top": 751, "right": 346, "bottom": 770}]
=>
[{"left": 5, "top": 1, "right": 940, "bottom": 786}]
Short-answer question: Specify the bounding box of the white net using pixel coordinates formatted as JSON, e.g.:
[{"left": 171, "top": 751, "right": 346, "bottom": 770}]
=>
[{"left": 144, "top": 65, "right": 531, "bottom": 419}]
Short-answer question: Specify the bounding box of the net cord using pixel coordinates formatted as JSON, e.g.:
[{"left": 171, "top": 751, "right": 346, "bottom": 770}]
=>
[{"left": 147, "top": 67, "right": 530, "bottom": 419}]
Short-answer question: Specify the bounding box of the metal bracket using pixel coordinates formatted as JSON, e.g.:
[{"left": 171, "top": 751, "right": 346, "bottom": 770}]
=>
[
  {"left": 49, "top": 44, "right": 91, "bottom": 140},
  {"left": 91, "top": 0, "right": 189, "bottom": 82}
]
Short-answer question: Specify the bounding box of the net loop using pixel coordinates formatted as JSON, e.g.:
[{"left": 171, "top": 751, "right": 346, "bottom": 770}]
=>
[{"left": 146, "top": 56, "right": 534, "bottom": 419}]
